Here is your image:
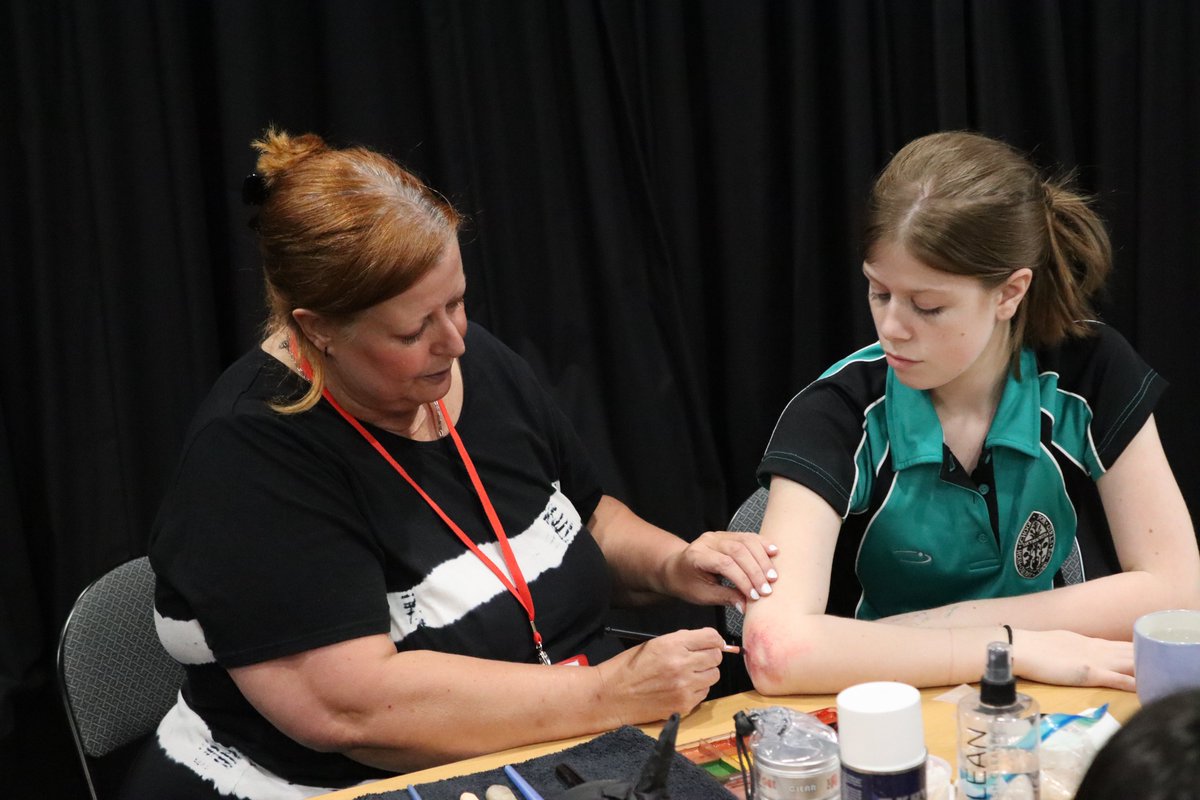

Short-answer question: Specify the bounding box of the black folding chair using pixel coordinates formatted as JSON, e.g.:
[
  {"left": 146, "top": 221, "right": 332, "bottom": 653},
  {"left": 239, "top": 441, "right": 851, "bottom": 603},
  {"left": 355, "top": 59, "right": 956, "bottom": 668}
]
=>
[{"left": 57, "top": 556, "right": 184, "bottom": 799}]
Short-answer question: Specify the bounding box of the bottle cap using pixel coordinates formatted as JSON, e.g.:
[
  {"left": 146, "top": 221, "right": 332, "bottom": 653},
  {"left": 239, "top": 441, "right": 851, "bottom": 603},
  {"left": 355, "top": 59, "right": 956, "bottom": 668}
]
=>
[
  {"left": 836, "top": 681, "right": 926, "bottom": 771},
  {"left": 980, "top": 641, "right": 1017, "bottom": 707}
]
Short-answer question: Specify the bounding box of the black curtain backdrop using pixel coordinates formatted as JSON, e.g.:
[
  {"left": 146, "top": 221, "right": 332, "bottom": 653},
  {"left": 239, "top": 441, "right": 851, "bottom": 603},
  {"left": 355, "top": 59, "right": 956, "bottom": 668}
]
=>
[{"left": 3, "top": 1, "right": 1198, "bottom": 794}]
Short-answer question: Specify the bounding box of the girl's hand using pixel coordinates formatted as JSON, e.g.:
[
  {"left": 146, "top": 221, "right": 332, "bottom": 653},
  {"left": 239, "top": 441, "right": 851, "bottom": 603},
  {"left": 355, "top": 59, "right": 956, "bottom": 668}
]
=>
[{"left": 1013, "top": 629, "right": 1135, "bottom": 691}]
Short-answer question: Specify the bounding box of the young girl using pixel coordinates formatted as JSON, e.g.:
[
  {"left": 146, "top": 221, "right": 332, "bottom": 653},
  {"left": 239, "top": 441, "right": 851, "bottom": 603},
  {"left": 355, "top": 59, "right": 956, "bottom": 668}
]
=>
[{"left": 744, "top": 131, "right": 1200, "bottom": 694}]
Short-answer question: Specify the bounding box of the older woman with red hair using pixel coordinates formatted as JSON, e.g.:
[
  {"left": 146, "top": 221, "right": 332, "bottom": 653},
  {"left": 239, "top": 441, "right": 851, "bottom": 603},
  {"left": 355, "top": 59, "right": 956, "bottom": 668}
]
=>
[{"left": 121, "top": 128, "right": 776, "bottom": 799}]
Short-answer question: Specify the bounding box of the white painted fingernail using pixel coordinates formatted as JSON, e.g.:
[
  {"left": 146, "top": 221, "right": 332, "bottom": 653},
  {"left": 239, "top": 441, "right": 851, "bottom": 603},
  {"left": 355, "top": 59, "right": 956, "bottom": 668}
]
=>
[
  {"left": 735, "top": 601, "right": 745, "bottom": 614},
  {"left": 767, "top": 544, "right": 779, "bottom": 553},
  {"left": 750, "top": 588, "right": 760, "bottom": 601},
  {"left": 767, "top": 569, "right": 778, "bottom": 580},
  {"left": 761, "top": 582, "right": 772, "bottom": 595}
]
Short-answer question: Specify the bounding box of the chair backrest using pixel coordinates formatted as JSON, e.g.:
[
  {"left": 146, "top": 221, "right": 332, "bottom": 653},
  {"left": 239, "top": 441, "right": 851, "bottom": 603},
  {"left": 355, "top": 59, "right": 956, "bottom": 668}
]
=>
[
  {"left": 57, "top": 556, "right": 184, "bottom": 797},
  {"left": 723, "top": 487, "right": 769, "bottom": 639}
]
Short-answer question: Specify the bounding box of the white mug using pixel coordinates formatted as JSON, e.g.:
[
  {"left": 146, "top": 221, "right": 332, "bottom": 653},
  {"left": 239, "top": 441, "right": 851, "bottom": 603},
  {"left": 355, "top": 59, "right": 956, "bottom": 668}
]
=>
[{"left": 1134, "top": 609, "right": 1200, "bottom": 705}]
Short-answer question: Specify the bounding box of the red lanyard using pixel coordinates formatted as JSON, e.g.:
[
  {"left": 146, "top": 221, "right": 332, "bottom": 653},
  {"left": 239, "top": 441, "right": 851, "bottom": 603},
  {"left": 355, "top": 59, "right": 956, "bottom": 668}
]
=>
[{"left": 287, "top": 341, "right": 551, "bottom": 665}]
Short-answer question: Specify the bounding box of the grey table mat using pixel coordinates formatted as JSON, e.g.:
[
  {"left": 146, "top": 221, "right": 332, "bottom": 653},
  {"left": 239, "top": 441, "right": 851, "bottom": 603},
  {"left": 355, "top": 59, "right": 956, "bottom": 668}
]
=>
[{"left": 362, "top": 725, "right": 736, "bottom": 800}]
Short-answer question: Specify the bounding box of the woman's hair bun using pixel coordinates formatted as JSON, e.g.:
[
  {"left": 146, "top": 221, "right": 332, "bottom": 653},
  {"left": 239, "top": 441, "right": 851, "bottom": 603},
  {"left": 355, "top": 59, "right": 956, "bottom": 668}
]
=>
[{"left": 251, "top": 127, "right": 329, "bottom": 180}]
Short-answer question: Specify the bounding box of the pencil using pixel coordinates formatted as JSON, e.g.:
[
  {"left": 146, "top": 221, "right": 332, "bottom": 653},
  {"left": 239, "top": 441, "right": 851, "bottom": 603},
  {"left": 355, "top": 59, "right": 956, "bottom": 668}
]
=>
[
  {"left": 604, "top": 626, "right": 741, "bottom": 655},
  {"left": 603, "top": 626, "right": 657, "bottom": 642}
]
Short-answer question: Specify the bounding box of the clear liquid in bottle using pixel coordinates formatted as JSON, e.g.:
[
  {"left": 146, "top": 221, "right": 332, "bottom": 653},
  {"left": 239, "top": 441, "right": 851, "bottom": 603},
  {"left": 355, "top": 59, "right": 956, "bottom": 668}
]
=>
[{"left": 956, "top": 642, "right": 1040, "bottom": 799}]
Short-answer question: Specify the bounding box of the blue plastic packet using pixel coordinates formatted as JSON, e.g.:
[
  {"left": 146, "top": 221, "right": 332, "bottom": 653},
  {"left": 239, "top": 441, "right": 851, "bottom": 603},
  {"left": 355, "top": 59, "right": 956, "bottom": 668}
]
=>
[{"left": 1039, "top": 703, "right": 1109, "bottom": 742}]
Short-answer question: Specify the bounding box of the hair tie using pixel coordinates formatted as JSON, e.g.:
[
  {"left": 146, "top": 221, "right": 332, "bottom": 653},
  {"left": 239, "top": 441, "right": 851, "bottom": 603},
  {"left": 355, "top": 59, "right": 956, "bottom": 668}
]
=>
[
  {"left": 1002, "top": 624, "right": 1013, "bottom": 645},
  {"left": 242, "top": 172, "right": 269, "bottom": 206},
  {"left": 1040, "top": 180, "right": 1056, "bottom": 210}
]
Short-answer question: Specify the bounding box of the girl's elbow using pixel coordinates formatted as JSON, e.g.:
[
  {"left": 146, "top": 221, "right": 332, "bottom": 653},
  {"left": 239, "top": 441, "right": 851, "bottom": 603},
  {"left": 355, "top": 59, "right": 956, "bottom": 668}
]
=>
[
  {"left": 1150, "top": 562, "right": 1200, "bottom": 609},
  {"left": 747, "top": 665, "right": 791, "bottom": 696},
  {"left": 1176, "top": 577, "right": 1200, "bottom": 610},
  {"left": 742, "top": 615, "right": 818, "bottom": 696}
]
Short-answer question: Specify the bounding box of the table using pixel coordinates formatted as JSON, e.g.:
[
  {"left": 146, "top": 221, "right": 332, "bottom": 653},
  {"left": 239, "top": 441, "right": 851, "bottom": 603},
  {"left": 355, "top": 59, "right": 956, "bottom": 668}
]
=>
[{"left": 314, "top": 683, "right": 1137, "bottom": 799}]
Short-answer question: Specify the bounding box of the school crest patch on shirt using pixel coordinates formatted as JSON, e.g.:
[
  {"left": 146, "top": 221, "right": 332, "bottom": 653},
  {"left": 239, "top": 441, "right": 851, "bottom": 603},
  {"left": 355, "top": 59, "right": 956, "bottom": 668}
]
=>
[{"left": 1014, "top": 511, "right": 1055, "bottom": 579}]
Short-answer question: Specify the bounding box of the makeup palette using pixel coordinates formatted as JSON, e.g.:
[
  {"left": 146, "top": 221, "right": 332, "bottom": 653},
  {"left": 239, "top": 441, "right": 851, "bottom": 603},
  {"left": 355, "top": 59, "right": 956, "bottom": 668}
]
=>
[{"left": 676, "top": 732, "right": 748, "bottom": 797}]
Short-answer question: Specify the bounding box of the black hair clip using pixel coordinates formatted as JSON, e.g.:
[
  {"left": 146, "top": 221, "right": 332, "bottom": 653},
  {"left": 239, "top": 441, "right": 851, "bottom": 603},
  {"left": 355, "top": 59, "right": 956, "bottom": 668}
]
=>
[{"left": 242, "top": 172, "right": 269, "bottom": 206}]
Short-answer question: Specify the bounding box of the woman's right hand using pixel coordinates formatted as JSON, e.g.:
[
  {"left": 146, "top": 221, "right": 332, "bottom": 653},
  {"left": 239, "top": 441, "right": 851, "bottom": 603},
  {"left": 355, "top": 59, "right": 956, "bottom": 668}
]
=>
[
  {"left": 594, "top": 627, "right": 725, "bottom": 726},
  {"left": 1012, "top": 629, "right": 1136, "bottom": 691}
]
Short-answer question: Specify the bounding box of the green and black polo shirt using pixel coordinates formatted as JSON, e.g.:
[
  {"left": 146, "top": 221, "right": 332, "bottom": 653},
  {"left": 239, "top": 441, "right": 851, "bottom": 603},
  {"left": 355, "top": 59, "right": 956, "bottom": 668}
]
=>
[{"left": 758, "top": 322, "right": 1166, "bottom": 620}]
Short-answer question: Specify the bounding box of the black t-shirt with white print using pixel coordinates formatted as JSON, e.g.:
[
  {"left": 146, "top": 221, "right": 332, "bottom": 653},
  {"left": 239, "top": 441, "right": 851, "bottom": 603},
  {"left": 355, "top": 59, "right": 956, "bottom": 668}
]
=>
[{"left": 149, "top": 322, "right": 618, "bottom": 789}]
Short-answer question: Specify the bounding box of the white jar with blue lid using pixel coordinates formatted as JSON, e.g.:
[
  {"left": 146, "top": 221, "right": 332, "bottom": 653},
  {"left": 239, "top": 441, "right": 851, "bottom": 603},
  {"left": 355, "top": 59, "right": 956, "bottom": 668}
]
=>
[{"left": 836, "top": 681, "right": 928, "bottom": 800}]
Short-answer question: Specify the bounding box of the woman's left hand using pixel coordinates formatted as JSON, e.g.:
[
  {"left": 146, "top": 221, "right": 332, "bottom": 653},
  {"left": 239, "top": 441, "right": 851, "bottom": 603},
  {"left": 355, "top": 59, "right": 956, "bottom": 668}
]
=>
[{"left": 661, "top": 531, "right": 779, "bottom": 609}]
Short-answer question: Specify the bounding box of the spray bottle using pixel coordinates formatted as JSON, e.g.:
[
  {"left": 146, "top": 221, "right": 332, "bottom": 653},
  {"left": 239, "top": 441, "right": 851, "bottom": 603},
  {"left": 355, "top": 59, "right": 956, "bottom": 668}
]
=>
[{"left": 956, "top": 641, "right": 1040, "bottom": 799}]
